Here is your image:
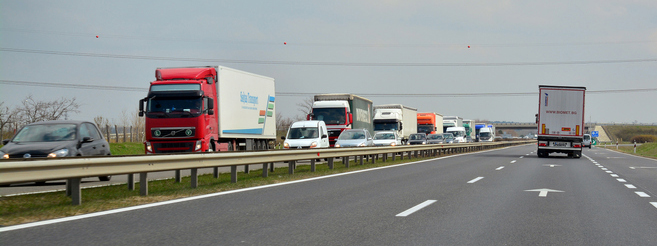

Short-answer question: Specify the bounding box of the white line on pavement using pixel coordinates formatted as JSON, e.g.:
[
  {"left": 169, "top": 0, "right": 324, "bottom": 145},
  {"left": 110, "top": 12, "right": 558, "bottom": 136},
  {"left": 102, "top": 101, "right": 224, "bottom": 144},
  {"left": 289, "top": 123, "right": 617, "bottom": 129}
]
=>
[
  {"left": 625, "top": 184, "right": 636, "bottom": 189},
  {"left": 467, "top": 177, "right": 484, "bottom": 183},
  {"left": 617, "top": 179, "right": 627, "bottom": 182},
  {"left": 496, "top": 166, "right": 505, "bottom": 170},
  {"left": 636, "top": 192, "right": 651, "bottom": 198},
  {"left": 396, "top": 200, "right": 437, "bottom": 217}
]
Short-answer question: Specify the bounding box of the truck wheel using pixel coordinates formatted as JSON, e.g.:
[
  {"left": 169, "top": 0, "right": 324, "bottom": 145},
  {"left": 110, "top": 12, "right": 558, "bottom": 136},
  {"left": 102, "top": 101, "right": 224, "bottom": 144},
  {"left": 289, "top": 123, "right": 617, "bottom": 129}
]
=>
[
  {"left": 207, "top": 141, "right": 215, "bottom": 152},
  {"left": 574, "top": 151, "right": 582, "bottom": 158}
]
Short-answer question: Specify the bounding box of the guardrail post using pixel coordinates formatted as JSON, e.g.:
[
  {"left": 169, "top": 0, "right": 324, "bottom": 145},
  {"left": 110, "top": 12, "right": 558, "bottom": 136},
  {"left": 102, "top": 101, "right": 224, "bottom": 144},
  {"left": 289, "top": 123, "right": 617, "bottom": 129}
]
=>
[
  {"left": 288, "top": 160, "right": 295, "bottom": 174},
  {"left": 262, "top": 163, "right": 269, "bottom": 177},
  {"left": 244, "top": 165, "right": 250, "bottom": 174},
  {"left": 128, "top": 174, "right": 135, "bottom": 191},
  {"left": 175, "top": 170, "right": 181, "bottom": 183},
  {"left": 344, "top": 156, "right": 350, "bottom": 168},
  {"left": 359, "top": 155, "right": 364, "bottom": 165},
  {"left": 139, "top": 173, "right": 148, "bottom": 196},
  {"left": 214, "top": 167, "right": 219, "bottom": 178},
  {"left": 270, "top": 162, "right": 275, "bottom": 172},
  {"left": 328, "top": 157, "right": 334, "bottom": 169},
  {"left": 408, "top": 151, "right": 412, "bottom": 159},
  {"left": 311, "top": 159, "right": 316, "bottom": 172},
  {"left": 68, "top": 178, "right": 81, "bottom": 205},
  {"left": 399, "top": 152, "right": 403, "bottom": 160},
  {"left": 371, "top": 154, "right": 376, "bottom": 164},
  {"left": 191, "top": 168, "right": 198, "bottom": 188},
  {"left": 231, "top": 166, "right": 237, "bottom": 183},
  {"left": 383, "top": 153, "right": 387, "bottom": 162}
]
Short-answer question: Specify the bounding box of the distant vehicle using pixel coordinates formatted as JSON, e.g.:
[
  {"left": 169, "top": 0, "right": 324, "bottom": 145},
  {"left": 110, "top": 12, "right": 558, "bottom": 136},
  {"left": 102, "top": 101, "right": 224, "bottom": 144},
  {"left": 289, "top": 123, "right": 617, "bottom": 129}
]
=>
[
  {"left": 536, "top": 85, "right": 586, "bottom": 158},
  {"left": 463, "top": 119, "right": 476, "bottom": 142},
  {"left": 373, "top": 104, "right": 417, "bottom": 144},
  {"left": 0, "top": 120, "right": 112, "bottom": 183},
  {"left": 494, "top": 136, "right": 503, "bottom": 141},
  {"left": 407, "top": 133, "right": 427, "bottom": 145},
  {"left": 417, "top": 112, "right": 443, "bottom": 135},
  {"left": 334, "top": 129, "right": 373, "bottom": 148},
  {"left": 479, "top": 126, "right": 495, "bottom": 142},
  {"left": 443, "top": 116, "right": 463, "bottom": 133},
  {"left": 465, "top": 135, "right": 473, "bottom": 143},
  {"left": 442, "top": 133, "right": 455, "bottom": 143},
  {"left": 308, "top": 94, "right": 373, "bottom": 147},
  {"left": 583, "top": 134, "right": 592, "bottom": 149},
  {"left": 282, "top": 120, "right": 329, "bottom": 149},
  {"left": 446, "top": 127, "right": 467, "bottom": 143},
  {"left": 373, "top": 131, "right": 402, "bottom": 147},
  {"left": 426, "top": 133, "right": 446, "bottom": 144}
]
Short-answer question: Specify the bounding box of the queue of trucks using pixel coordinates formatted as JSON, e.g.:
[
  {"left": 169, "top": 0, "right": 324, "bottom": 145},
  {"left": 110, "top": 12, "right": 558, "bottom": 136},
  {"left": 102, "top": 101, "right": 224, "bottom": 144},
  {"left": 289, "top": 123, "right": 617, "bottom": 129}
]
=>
[{"left": 138, "top": 66, "right": 557, "bottom": 154}]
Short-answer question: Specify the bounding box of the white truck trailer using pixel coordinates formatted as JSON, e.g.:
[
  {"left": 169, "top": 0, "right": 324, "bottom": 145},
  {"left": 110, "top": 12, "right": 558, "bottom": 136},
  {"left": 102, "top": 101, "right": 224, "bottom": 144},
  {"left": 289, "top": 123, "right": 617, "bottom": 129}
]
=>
[
  {"left": 536, "top": 85, "right": 586, "bottom": 158},
  {"left": 373, "top": 104, "right": 418, "bottom": 143}
]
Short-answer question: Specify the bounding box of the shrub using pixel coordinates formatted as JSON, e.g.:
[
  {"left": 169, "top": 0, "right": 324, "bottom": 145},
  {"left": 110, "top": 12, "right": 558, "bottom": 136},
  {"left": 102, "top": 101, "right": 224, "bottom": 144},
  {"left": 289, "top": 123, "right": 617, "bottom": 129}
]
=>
[{"left": 630, "top": 135, "right": 657, "bottom": 143}]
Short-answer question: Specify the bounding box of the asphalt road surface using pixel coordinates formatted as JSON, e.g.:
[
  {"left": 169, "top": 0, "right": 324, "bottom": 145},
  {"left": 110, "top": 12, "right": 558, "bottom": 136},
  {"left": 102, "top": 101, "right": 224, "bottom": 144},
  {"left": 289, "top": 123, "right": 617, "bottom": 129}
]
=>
[{"left": 3, "top": 144, "right": 657, "bottom": 245}]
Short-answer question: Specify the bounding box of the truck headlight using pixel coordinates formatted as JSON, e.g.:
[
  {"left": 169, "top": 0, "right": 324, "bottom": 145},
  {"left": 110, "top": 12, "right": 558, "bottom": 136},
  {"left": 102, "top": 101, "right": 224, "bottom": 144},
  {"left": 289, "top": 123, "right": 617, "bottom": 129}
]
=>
[
  {"left": 145, "top": 142, "right": 153, "bottom": 153},
  {"left": 48, "top": 148, "right": 69, "bottom": 158},
  {"left": 195, "top": 140, "right": 202, "bottom": 151}
]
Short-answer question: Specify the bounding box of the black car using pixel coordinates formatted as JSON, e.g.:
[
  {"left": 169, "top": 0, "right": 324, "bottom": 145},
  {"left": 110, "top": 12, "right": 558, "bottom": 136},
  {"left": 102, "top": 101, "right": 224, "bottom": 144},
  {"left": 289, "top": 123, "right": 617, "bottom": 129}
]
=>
[
  {"left": 0, "top": 120, "right": 112, "bottom": 183},
  {"left": 407, "top": 133, "right": 427, "bottom": 145}
]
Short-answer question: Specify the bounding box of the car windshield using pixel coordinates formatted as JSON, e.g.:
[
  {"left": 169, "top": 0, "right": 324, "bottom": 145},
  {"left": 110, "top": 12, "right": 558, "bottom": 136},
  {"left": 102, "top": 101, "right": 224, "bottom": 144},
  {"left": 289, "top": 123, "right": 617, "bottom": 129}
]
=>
[
  {"left": 339, "top": 131, "right": 365, "bottom": 140},
  {"left": 410, "top": 134, "right": 426, "bottom": 140},
  {"left": 312, "top": 108, "right": 346, "bottom": 125},
  {"left": 287, "top": 127, "right": 319, "bottom": 139},
  {"left": 147, "top": 97, "right": 202, "bottom": 118},
  {"left": 374, "top": 133, "right": 395, "bottom": 140},
  {"left": 428, "top": 134, "right": 443, "bottom": 140},
  {"left": 443, "top": 133, "right": 454, "bottom": 139},
  {"left": 12, "top": 124, "right": 77, "bottom": 142}
]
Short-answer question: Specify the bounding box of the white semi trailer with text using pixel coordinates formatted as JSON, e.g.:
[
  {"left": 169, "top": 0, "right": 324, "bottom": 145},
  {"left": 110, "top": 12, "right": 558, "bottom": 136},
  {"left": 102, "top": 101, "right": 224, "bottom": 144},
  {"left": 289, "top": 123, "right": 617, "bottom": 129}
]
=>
[{"left": 536, "top": 85, "right": 586, "bottom": 158}]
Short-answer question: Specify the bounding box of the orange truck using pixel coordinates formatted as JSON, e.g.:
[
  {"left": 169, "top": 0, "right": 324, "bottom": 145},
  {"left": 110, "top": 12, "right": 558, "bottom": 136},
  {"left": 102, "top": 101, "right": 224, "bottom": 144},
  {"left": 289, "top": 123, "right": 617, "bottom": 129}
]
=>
[{"left": 417, "top": 112, "right": 444, "bottom": 135}]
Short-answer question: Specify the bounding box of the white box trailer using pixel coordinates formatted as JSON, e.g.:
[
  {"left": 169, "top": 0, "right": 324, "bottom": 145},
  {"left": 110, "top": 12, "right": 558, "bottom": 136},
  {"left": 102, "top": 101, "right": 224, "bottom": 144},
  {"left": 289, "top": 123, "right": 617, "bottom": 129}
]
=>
[
  {"left": 537, "top": 85, "right": 586, "bottom": 158},
  {"left": 373, "top": 104, "right": 418, "bottom": 142},
  {"left": 216, "top": 66, "right": 276, "bottom": 140}
]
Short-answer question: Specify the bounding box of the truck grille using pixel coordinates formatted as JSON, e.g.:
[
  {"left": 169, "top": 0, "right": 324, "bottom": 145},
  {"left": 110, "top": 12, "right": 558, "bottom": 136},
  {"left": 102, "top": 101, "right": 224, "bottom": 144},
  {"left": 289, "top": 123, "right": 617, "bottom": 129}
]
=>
[
  {"left": 328, "top": 130, "right": 341, "bottom": 138},
  {"left": 151, "top": 127, "right": 195, "bottom": 138},
  {"left": 152, "top": 142, "right": 195, "bottom": 153}
]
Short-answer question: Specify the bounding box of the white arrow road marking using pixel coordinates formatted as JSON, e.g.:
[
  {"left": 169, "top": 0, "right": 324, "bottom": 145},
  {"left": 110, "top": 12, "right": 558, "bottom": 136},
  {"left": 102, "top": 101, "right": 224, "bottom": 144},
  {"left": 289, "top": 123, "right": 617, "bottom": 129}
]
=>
[
  {"left": 525, "top": 188, "right": 564, "bottom": 197},
  {"left": 617, "top": 179, "right": 627, "bottom": 182},
  {"left": 496, "top": 166, "right": 505, "bottom": 170},
  {"left": 396, "top": 200, "right": 437, "bottom": 217},
  {"left": 467, "top": 177, "right": 484, "bottom": 183},
  {"left": 625, "top": 184, "right": 637, "bottom": 189},
  {"left": 636, "top": 192, "right": 651, "bottom": 198}
]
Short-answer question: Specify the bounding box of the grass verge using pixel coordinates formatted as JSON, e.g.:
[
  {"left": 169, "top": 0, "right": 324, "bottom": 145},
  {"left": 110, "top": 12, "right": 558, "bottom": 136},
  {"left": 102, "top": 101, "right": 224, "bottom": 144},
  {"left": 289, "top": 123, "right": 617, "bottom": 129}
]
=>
[
  {"left": 109, "top": 142, "right": 144, "bottom": 155},
  {"left": 1, "top": 152, "right": 459, "bottom": 226},
  {"left": 602, "top": 142, "right": 657, "bottom": 159}
]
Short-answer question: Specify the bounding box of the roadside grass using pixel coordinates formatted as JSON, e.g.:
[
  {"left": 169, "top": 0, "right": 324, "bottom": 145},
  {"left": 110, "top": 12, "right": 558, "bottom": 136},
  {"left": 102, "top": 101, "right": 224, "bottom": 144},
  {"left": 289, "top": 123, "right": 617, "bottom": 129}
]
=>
[
  {"left": 109, "top": 142, "right": 144, "bottom": 155},
  {"left": 0, "top": 151, "right": 454, "bottom": 226},
  {"left": 603, "top": 125, "right": 657, "bottom": 143},
  {"left": 606, "top": 142, "right": 657, "bottom": 159}
]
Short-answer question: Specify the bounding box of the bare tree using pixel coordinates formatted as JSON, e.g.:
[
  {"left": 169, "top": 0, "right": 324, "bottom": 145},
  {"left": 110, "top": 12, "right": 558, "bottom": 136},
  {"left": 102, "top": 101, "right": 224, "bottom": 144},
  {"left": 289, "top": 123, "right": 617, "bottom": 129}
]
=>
[
  {"left": 94, "top": 115, "right": 110, "bottom": 129},
  {"left": 0, "top": 102, "right": 19, "bottom": 141},
  {"left": 296, "top": 97, "right": 314, "bottom": 117},
  {"left": 16, "top": 95, "right": 80, "bottom": 125}
]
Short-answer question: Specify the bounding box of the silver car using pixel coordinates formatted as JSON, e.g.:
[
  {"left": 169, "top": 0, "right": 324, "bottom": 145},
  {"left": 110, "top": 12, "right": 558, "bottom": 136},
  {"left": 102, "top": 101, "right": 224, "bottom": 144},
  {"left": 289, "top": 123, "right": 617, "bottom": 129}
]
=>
[
  {"left": 583, "top": 134, "right": 592, "bottom": 149},
  {"left": 334, "top": 129, "right": 374, "bottom": 148},
  {"left": 373, "top": 131, "right": 401, "bottom": 146},
  {"left": 426, "top": 133, "right": 446, "bottom": 144}
]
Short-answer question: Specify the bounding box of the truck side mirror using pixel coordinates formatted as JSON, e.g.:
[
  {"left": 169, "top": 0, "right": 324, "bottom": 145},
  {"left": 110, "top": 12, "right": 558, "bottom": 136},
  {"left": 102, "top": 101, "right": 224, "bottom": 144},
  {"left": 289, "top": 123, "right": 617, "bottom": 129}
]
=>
[
  {"left": 207, "top": 98, "right": 214, "bottom": 109},
  {"left": 348, "top": 113, "right": 353, "bottom": 124},
  {"left": 208, "top": 110, "right": 214, "bottom": 115},
  {"left": 322, "top": 134, "right": 328, "bottom": 139},
  {"left": 138, "top": 98, "right": 146, "bottom": 117},
  {"left": 399, "top": 122, "right": 403, "bottom": 130}
]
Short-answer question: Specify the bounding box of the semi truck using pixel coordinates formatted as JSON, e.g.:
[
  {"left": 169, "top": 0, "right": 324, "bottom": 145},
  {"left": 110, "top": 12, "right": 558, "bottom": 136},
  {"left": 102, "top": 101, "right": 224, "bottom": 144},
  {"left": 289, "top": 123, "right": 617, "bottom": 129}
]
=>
[
  {"left": 307, "top": 94, "right": 373, "bottom": 146},
  {"left": 443, "top": 116, "right": 463, "bottom": 133},
  {"left": 536, "top": 85, "right": 586, "bottom": 158},
  {"left": 139, "top": 66, "right": 276, "bottom": 153},
  {"left": 372, "top": 104, "right": 418, "bottom": 143},
  {"left": 417, "top": 112, "right": 444, "bottom": 135},
  {"left": 463, "top": 119, "right": 476, "bottom": 142}
]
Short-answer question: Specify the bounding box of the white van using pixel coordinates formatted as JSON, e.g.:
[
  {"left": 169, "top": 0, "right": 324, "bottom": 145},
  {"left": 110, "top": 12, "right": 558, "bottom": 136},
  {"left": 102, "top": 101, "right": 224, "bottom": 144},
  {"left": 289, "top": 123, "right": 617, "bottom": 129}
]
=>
[
  {"left": 282, "top": 120, "right": 329, "bottom": 149},
  {"left": 479, "top": 127, "right": 494, "bottom": 142},
  {"left": 446, "top": 127, "right": 467, "bottom": 143}
]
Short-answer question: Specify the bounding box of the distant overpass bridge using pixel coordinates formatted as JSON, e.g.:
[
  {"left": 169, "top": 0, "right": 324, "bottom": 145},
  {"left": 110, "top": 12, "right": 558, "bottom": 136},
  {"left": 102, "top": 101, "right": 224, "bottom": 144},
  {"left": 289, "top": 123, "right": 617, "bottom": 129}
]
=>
[{"left": 491, "top": 123, "right": 597, "bottom": 132}]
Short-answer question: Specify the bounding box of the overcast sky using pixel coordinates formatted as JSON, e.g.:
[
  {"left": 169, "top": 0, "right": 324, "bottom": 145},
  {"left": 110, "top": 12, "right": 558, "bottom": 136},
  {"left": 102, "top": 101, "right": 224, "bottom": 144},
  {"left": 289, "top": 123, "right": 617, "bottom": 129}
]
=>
[{"left": 2, "top": 1, "right": 656, "bottom": 125}]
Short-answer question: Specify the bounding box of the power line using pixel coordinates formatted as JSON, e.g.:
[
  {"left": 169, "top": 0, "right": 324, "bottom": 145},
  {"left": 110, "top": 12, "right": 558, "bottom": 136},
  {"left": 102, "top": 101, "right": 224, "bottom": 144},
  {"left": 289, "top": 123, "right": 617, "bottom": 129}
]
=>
[
  {"left": 2, "top": 47, "right": 657, "bottom": 67},
  {"left": 2, "top": 79, "right": 656, "bottom": 97}
]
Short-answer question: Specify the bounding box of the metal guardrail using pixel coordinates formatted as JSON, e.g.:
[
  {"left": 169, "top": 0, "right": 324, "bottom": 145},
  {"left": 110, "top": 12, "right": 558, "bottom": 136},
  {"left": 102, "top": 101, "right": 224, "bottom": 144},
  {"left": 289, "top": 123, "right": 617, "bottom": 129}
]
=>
[{"left": 0, "top": 140, "right": 534, "bottom": 205}]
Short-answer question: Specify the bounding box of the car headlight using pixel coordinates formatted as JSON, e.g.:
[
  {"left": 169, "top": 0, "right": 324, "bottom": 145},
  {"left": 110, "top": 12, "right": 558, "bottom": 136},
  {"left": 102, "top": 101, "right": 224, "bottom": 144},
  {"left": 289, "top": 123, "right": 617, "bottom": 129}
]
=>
[
  {"left": 358, "top": 142, "right": 366, "bottom": 147},
  {"left": 310, "top": 142, "right": 318, "bottom": 148},
  {"left": 48, "top": 148, "right": 69, "bottom": 158},
  {"left": 334, "top": 143, "right": 341, "bottom": 148},
  {"left": 0, "top": 150, "right": 7, "bottom": 159},
  {"left": 283, "top": 142, "right": 290, "bottom": 149},
  {"left": 422, "top": 141, "right": 426, "bottom": 144},
  {"left": 390, "top": 142, "right": 396, "bottom": 146}
]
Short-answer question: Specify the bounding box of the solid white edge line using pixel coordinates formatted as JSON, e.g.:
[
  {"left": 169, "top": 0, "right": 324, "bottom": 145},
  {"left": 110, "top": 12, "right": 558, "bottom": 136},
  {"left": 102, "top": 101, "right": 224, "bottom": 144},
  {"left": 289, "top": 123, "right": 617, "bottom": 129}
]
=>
[
  {"left": 396, "top": 200, "right": 437, "bottom": 217},
  {"left": 0, "top": 144, "right": 531, "bottom": 232},
  {"left": 467, "top": 177, "right": 484, "bottom": 183}
]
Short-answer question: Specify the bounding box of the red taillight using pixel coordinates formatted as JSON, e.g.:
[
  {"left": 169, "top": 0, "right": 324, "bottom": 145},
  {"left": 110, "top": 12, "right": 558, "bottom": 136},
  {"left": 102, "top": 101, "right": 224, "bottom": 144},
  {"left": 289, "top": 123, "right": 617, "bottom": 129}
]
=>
[
  {"left": 539, "top": 143, "right": 547, "bottom": 147},
  {"left": 573, "top": 144, "right": 582, "bottom": 148}
]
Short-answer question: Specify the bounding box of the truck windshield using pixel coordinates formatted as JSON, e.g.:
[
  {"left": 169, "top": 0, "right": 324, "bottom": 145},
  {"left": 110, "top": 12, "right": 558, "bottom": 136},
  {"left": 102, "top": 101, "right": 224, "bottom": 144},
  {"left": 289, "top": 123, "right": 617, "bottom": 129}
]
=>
[
  {"left": 480, "top": 132, "right": 491, "bottom": 138},
  {"left": 312, "top": 108, "right": 346, "bottom": 125},
  {"left": 374, "top": 122, "right": 399, "bottom": 131},
  {"left": 418, "top": 125, "right": 434, "bottom": 133},
  {"left": 287, "top": 127, "right": 319, "bottom": 139},
  {"left": 448, "top": 131, "right": 465, "bottom": 137},
  {"left": 147, "top": 97, "right": 202, "bottom": 118}
]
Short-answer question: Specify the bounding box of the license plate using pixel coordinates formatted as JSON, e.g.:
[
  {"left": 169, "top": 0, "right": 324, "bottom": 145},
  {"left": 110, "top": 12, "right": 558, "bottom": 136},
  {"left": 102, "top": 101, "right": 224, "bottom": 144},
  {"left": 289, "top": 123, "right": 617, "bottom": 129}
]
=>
[{"left": 550, "top": 141, "right": 570, "bottom": 147}]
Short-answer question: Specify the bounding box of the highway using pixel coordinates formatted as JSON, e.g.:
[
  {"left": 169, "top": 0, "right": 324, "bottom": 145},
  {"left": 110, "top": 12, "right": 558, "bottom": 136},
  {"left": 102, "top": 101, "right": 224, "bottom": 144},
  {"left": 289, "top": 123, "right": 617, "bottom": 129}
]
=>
[{"left": 3, "top": 144, "right": 657, "bottom": 245}]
